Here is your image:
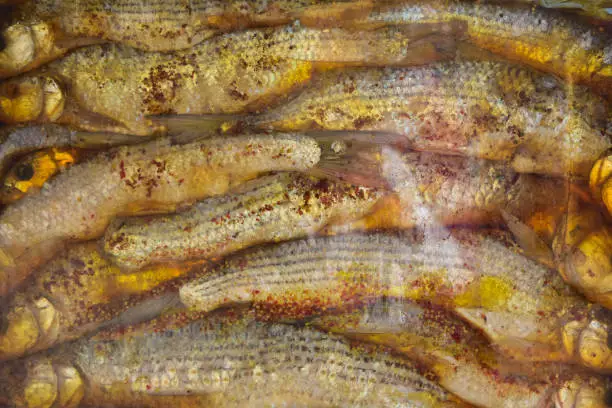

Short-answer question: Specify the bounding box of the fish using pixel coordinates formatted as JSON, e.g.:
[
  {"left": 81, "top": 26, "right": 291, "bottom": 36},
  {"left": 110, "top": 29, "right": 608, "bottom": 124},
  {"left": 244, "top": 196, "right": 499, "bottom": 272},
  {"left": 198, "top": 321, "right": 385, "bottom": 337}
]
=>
[
  {"left": 179, "top": 230, "right": 612, "bottom": 371},
  {"left": 313, "top": 145, "right": 570, "bottom": 245},
  {"left": 103, "top": 172, "right": 383, "bottom": 270},
  {"left": 496, "top": 0, "right": 612, "bottom": 21},
  {"left": 176, "top": 61, "right": 611, "bottom": 177},
  {"left": 0, "top": 312, "right": 464, "bottom": 408},
  {"left": 0, "top": 170, "right": 380, "bottom": 360},
  {"left": 0, "top": 133, "right": 321, "bottom": 298},
  {"left": 0, "top": 147, "right": 79, "bottom": 204},
  {"left": 350, "top": 0, "right": 612, "bottom": 100},
  {"left": 312, "top": 299, "right": 608, "bottom": 408},
  {"left": 0, "top": 23, "right": 458, "bottom": 135},
  {"left": 0, "top": 0, "right": 378, "bottom": 78}
]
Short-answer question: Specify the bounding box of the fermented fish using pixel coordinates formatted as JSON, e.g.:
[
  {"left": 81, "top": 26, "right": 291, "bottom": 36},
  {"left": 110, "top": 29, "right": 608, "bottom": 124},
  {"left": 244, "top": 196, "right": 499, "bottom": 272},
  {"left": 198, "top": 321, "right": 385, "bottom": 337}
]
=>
[
  {"left": 0, "top": 133, "right": 321, "bottom": 297},
  {"left": 0, "top": 313, "right": 464, "bottom": 408},
  {"left": 352, "top": 0, "right": 612, "bottom": 99},
  {"left": 590, "top": 153, "right": 612, "bottom": 215},
  {"left": 313, "top": 299, "right": 608, "bottom": 408},
  {"left": 0, "top": 23, "right": 457, "bottom": 135},
  {"left": 0, "top": 171, "right": 379, "bottom": 360},
  {"left": 0, "top": 0, "right": 377, "bottom": 77},
  {"left": 103, "top": 172, "right": 382, "bottom": 270},
  {"left": 179, "top": 230, "right": 612, "bottom": 371},
  {"left": 193, "top": 61, "right": 611, "bottom": 176}
]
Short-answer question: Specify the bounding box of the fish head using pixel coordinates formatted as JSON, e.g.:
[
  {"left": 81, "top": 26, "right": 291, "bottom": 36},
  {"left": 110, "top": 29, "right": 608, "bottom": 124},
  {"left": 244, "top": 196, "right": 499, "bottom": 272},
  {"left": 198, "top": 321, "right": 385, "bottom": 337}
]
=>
[
  {"left": 590, "top": 152, "right": 612, "bottom": 215},
  {"left": 554, "top": 376, "right": 608, "bottom": 408},
  {"left": 0, "top": 75, "right": 65, "bottom": 124},
  {"left": 0, "top": 23, "right": 36, "bottom": 78},
  {"left": 557, "top": 227, "right": 612, "bottom": 308},
  {"left": 0, "top": 148, "right": 78, "bottom": 204},
  {"left": 0, "top": 357, "right": 84, "bottom": 408},
  {"left": 0, "top": 296, "right": 60, "bottom": 360}
]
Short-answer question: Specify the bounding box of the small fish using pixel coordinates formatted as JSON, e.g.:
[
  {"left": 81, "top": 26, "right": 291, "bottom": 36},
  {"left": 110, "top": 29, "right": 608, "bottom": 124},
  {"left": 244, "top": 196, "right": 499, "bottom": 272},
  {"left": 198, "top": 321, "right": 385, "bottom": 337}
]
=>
[
  {"left": 186, "top": 61, "right": 609, "bottom": 177},
  {"left": 313, "top": 299, "right": 608, "bottom": 408},
  {"left": 0, "top": 312, "right": 463, "bottom": 408},
  {"left": 351, "top": 0, "right": 612, "bottom": 100},
  {"left": 0, "top": 23, "right": 458, "bottom": 135},
  {"left": 0, "top": 147, "right": 78, "bottom": 204},
  {"left": 180, "top": 230, "right": 612, "bottom": 371},
  {"left": 0, "top": 133, "right": 321, "bottom": 298},
  {"left": 0, "top": 0, "right": 378, "bottom": 78},
  {"left": 103, "top": 172, "right": 383, "bottom": 270}
]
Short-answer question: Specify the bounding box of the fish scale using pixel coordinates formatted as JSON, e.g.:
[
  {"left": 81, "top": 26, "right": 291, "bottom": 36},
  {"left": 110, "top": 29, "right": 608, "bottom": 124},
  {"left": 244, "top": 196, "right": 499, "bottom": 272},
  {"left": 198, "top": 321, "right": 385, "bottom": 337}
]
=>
[{"left": 0, "top": 316, "right": 462, "bottom": 408}]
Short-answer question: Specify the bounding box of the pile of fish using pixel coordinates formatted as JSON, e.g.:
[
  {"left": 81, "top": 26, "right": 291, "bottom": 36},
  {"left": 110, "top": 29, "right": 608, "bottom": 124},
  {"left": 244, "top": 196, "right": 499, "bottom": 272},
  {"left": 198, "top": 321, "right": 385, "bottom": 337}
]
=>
[{"left": 0, "top": 0, "right": 610, "bottom": 407}]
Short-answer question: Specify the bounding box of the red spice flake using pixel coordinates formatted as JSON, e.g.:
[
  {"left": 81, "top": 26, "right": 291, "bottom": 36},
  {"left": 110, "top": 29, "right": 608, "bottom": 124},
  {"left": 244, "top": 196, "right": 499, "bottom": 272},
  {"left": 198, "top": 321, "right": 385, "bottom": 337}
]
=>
[{"left": 119, "top": 160, "right": 126, "bottom": 179}]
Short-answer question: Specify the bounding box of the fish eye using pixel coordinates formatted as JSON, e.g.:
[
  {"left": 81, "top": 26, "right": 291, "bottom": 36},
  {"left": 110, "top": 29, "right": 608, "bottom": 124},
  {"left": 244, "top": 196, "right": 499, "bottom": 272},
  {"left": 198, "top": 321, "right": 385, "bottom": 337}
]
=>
[{"left": 14, "top": 163, "right": 34, "bottom": 181}]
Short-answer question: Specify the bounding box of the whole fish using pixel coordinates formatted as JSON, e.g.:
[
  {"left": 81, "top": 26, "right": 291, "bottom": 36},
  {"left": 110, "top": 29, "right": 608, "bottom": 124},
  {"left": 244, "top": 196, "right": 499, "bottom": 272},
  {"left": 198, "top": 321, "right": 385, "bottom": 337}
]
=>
[
  {"left": 313, "top": 299, "right": 607, "bottom": 408},
  {"left": 0, "top": 171, "right": 379, "bottom": 360},
  {"left": 0, "top": 23, "right": 457, "bottom": 135},
  {"left": 179, "top": 230, "right": 612, "bottom": 371},
  {"left": 0, "top": 0, "right": 377, "bottom": 78},
  {"left": 103, "top": 172, "right": 382, "bottom": 270},
  {"left": 351, "top": 0, "right": 612, "bottom": 99},
  {"left": 0, "top": 133, "right": 321, "bottom": 298},
  {"left": 191, "top": 61, "right": 611, "bottom": 177},
  {"left": 0, "top": 313, "right": 464, "bottom": 408}
]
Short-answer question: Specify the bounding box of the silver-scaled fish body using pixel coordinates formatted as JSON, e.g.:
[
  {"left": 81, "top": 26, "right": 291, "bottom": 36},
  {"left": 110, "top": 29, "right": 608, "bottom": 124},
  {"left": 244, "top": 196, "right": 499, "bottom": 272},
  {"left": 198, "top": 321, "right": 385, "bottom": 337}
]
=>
[
  {"left": 103, "top": 172, "right": 383, "bottom": 270},
  {"left": 0, "top": 314, "right": 462, "bottom": 408}
]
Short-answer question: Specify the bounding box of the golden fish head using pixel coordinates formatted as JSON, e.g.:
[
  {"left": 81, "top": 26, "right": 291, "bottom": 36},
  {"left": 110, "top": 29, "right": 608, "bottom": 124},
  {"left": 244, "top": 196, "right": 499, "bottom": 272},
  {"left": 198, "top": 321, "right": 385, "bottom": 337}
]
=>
[
  {"left": 0, "top": 23, "right": 36, "bottom": 78},
  {"left": 554, "top": 377, "right": 608, "bottom": 408},
  {"left": 590, "top": 152, "right": 612, "bottom": 211},
  {"left": 577, "top": 318, "right": 612, "bottom": 371},
  {"left": 0, "top": 76, "right": 65, "bottom": 124},
  {"left": 0, "top": 148, "right": 78, "bottom": 204},
  {"left": 558, "top": 227, "right": 612, "bottom": 308},
  {"left": 2, "top": 357, "right": 82, "bottom": 408},
  {"left": 0, "top": 296, "right": 60, "bottom": 360}
]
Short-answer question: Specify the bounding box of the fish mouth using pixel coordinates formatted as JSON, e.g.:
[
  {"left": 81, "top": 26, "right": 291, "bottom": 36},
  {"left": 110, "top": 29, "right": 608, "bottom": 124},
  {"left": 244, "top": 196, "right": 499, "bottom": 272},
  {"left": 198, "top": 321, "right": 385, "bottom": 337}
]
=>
[
  {"left": 0, "top": 76, "right": 65, "bottom": 124},
  {"left": 554, "top": 377, "right": 607, "bottom": 408},
  {"left": 0, "top": 297, "right": 59, "bottom": 360},
  {"left": 0, "top": 23, "right": 35, "bottom": 77}
]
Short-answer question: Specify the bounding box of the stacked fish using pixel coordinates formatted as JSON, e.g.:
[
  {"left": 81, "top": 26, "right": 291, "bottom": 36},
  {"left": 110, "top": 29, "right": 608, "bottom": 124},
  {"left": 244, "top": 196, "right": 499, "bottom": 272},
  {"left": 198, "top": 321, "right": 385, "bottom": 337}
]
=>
[{"left": 0, "top": 0, "right": 610, "bottom": 407}]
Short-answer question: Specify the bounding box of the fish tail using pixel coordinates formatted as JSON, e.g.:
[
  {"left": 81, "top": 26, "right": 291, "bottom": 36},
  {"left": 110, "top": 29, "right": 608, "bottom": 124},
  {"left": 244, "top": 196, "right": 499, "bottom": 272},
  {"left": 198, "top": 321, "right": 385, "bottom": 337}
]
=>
[{"left": 309, "top": 131, "right": 403, "bottom": 188}]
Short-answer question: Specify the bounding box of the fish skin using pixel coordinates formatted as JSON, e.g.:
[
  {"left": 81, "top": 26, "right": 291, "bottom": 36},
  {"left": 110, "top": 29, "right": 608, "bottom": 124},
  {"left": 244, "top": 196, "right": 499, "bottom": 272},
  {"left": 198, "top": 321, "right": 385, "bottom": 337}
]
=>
[
  {"left": 179, "top": 230, "right": 612, "bottom": 371},
  {"left": 251, "top": 61, "right": 611, "bottom": 177},
  {"left": 103, "top": 172, "right": 383, "bottom": 270},
  {"left": 352, "top": 0, "right": 612, "bottom": 100},
  {"left": 0, "top": 0, "right": 376, "bottom": 78},
  {"left": 0, "top": 23, "right": 457, "bottom": 135},
  {"left": 0, "top": 313, "right": 462, "bottom": 408},
  {"left": 0, "top": 133, "right": 321, "bottom": 298},
  {"left": 312, "top": 299, "right": 606, "bottom": 408}
]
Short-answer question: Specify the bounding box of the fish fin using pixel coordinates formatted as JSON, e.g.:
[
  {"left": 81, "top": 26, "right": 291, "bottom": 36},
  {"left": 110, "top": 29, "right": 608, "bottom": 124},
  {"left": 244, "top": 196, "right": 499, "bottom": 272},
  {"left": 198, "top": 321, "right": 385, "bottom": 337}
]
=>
[
  {"left": 72, "top": 131, "right": 152, "bottom": 148},
  {"left": 147, "top": 114, "right": 246, "bottom": 142},
  {"left": 501, "top": 210, "right": 555, "bottom": 267},
  {"left": 309, "top": 133, "right": 399, "bottom": 188},
  {"left": 100, "top": 292, "right": 184, "bottom": 330},
  {"left": 295, "top": 0, "right": 375, "bottom": 28}
]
